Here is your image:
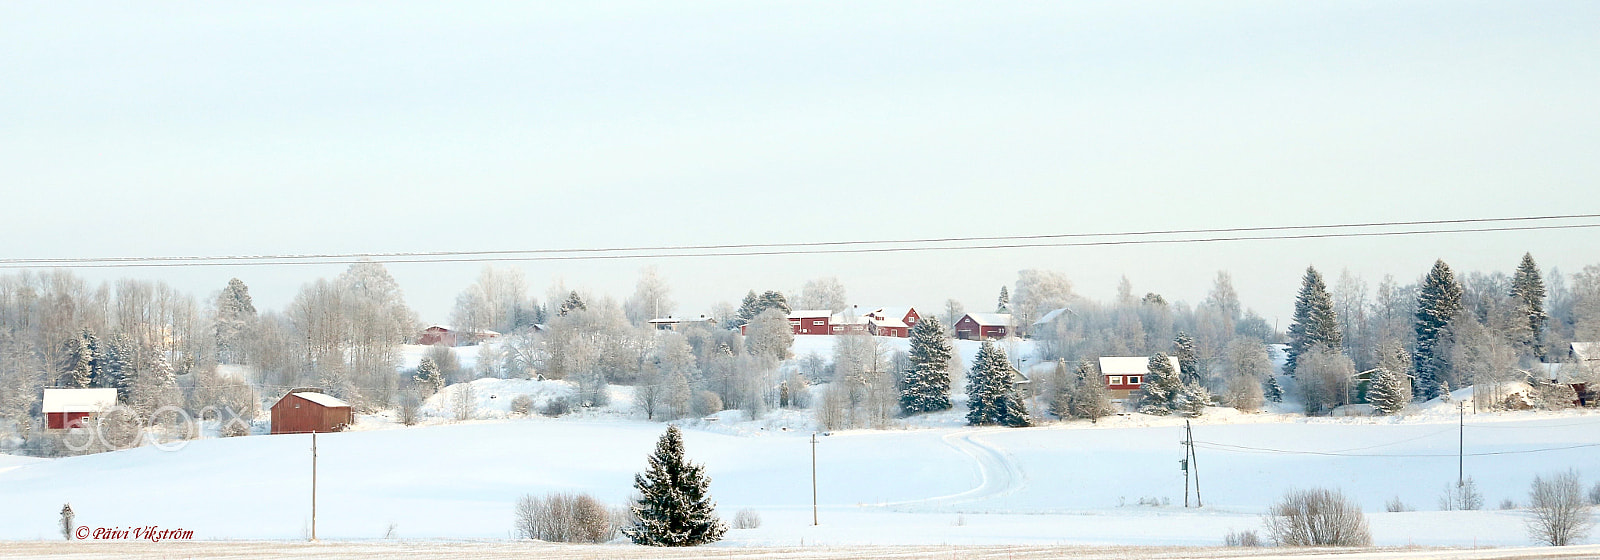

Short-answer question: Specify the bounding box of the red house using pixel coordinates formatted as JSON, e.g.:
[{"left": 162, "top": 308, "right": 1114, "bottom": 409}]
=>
[
  {"left": 42, "top": 388, "right": 118, "bottom": 430},
  {"left": 860, "top": 307, "right": 919, "bottom": 338},
  {"left": 954, "top": 313, "right": 1012, "bottom": 340},
  {"left": 788, "top": 310, "right": 834, "bottom": 335},
  {"left": 1098, "top": 356, "right": 1180, "bottom": 400},
  {"left": 270, "top": 390, "right": 354, "bottom": 435}
]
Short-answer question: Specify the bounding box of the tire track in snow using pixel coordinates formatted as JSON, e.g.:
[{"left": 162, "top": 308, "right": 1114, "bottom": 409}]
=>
[{"left": 874, "top": 428, "right": 1026, "bottom": 511}]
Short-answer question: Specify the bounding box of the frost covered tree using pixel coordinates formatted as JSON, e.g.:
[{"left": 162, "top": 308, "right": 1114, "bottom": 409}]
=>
[
  {"left": 559, "top": 291, "right": 587, "bottom": 317},
  {"left": 796, "top": 278, "right": 848, "bottom": 313},
  {"left": 1010, "top": 270, "right": 1076, "bottom": 335},
  {"left": 1414, "top": 260, "right": 1463, "bottom": 400},
  {"left": 213, "top": 278, "right": 257, "bottom": 365},
  {"left": 1052, "top": 359, "right": 1112, "bottom": 421},
  {"left": 1298, "top": 346, "right": 1355, "bottom": 415},
  {"left": 735, "top": 291, "right": 760, "bottom": 325},
  {"left": 625, "top": 426, "right": 726, "bottom": 546},
  {"left": 900, "top": 316, "right": 952, "bottom": 414},
  {"left": 964, "top": 341, "right": 1029, "bottom": 427},
  {"left": 59, "top": 330, "right": 94, "bottom": 388},
  {"left": 624, "top": 267, "right": 676, "bottom": 325},
  {"left": 413, "top": 357, "right": 444, "bottom": 397},
  {"left": 1173, "top": 332, "right": 1201, "bottom": 386},
  {"left": 129, "top": 350, "right": 179, "bottom": 417},
  {"left": 1367, "top": 367, "right": 1407, "bottom": 415},
  {"left": 1264, "top": 375, "right": 1283, "bottom": 403},
  {"left": 1139, "top": 353, "right": 1205, "bottom": 417},
  {"left": 1221, "top": 338, "right": 1271, "bottom": 412},
  {"left": 1509, "top": 253, "right": 1548, "bottom": 357},
  {"left": 743, "top": 308, "right": 793, "bottom": 363},
  {"left": 1286, "top": 267, "right": 1341, "bottom": 376},
  {"left": 996, "top": 286, "right": 1010, "bottom": 313}
]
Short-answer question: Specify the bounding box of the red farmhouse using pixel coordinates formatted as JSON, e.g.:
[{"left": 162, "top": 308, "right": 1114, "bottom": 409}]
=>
[
  {"left": 42, "top": 388, "right": 118, "bottom": 430},
  {"left": 954, "top": 313, "right": 1012, "bottom": 340},
  {"left": 270, "top": 390, "right": 354, "bottom": 435}
]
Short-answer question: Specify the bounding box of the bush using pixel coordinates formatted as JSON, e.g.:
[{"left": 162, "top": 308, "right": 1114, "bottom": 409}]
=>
[
  {"left": 691, "top": 391, "right": 723, "bottom": 417},
  {"left": 1264, "top": 488, "right": 1371, "bottom": 547},
  {"left": 1589, "top": 481, "right": 1600, "bottom": 507},
  {"left": 731, "top": 508, "right": 761, "bottom": 530},
  {"left": 541, "top": 396, "right": 572, "bottom": 417},
  {"left": 1384, "top": 496, "right": 1411, "bottom": 512},
  {"left": 1499, "top": 498, "right": 1517, "bottom": 510},
  {"left": 1527, "top": 469, "right": 1595, "bottom": 546},
  {"left": 510, "top": 394, "right": 534, "bottom": 416},
  {"left": 1224, "top": 528, "right": 1261, "bottom": 547},
  {"left": 514, "top": 492, "right": 617, "bottom": 543},
  {"left": 1439, "top": 478, "right": 1483, "bottom": 511}
]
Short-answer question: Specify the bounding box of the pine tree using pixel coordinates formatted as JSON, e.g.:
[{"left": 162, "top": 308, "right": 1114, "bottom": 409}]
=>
[
  {"left": 1509, "top": 253, "right": 1548, "bottom": 358},
  {"left": 105, "top": 334, "right": 135, "bottom": 399},
  {"left": 1139, "top": 353, "right": 1184, "bottom": 415},
  {"left": 1413, "top": 259, "right": 1462, "bottom": 400},
  {"left": 559, "top": 291, "right": 587, "bottom": 316},
  {"left": 1367, "top": 367, "right": 1407, "bottom": 415},
  {"left": 625, "top": 426, "right": 726, "bottom": 546},
  {"left": 1263, "top": 375, "right": 1283, "bottom": 403},
  {"left": 1060, "top": 359, "right": 1113, "bottom": 422},
  {"left": 130, "top": 351, "right": 177, "bottom": 416},
  {"left": 1173, "top": 332, "right": 1200, "bottom": 385},
  {"left": 60, "top": 330, "right": 94, "bottom": 388},
  {"left": 964, "top": 341, "right": 1029, "bottom": 427},
  {"left": 1286, "top": 267, "right": 1341, "bottom": 376},
  {"left": 414, "top": 357, "right": 445, "bottom": 396},
  {"left": 214, "top": 278, "right": 258, "bottom": 364},
  {"left": 900, "top": 316, "right": 953, "bottom": 414},
  {"left": 757, "top": 291, "right": 790, "bottom": 315},
  {"left": 735, "top": 291, "right": 760, "bottom": 325},
  {"left": 996, "top": 286, "right": 1010, "bottom": 313}
]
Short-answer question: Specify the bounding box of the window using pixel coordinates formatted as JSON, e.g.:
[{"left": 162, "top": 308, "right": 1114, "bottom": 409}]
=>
[
  {"left": 1128, "top": 376, "right": 1141, "bottom": 385},
  {"left": 1107, "top": 375, "right": 1123, "bottom": 386},
  {"left": 813, "top": 320, "right": 824, "bottom": 326},
  {"left": 789, "top": 321, "right": 800, "bottom": 326}
]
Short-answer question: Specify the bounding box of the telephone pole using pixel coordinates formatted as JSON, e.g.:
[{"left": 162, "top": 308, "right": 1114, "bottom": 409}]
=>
[
  {"left": 1457, "top": 401, "right": 1465, "bottom": 487},
  {"left": 811, "top": 432, "right": 819, "bottom": 526},
  {"left": 1188, "top": 420, "right": 1202, "bottom": 508},
  {"left": 311, "top": 432, "right": 318, "bottom": 541}
]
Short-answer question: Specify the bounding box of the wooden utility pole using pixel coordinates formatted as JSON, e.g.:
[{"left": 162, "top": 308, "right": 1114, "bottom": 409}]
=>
[
  {"left": 311, "top": 432, "right": 318, "bottom": 541},
  {"left": 1188, "top": 420, "right": 1202, "bottom": 508},
  {"left": 811, "top": 432, "right": 819, "bottom": 526},
  {"left": 1457, "top": 401, "right": 1465, "bottom": 487}
]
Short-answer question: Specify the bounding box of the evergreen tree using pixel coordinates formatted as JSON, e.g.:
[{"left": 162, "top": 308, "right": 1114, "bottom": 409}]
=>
[
  {"left": 1413, "top": 259, "right": 1462, "bottom": 400},
  {"left": 996, "top": 286, "right": 1010, "bottom": 313},
  {"left": 1139, "top": 353, "right": 1205, "bottom": 416},
  {"left": 1367, "top": 367, "right": 1407, "bottom": 415},
  {"left": 60, "top": 330, "right": 94, "bottom": 388},
  {"left": 900, "top": 316, "right": 953, "bottom": 414},
  {"left": 1263, "top": 375, "right": 1283, "bottom": 403},
  {"left": 414, "top": 357, "right": 445, "bottom": 396},
  {"left": 1173, "top": 332, "right": 1201, "bottom": 385},
  {"left": 214, "top": 278, "right": 258, "bottom": 364},
  {"left": 735, "top": 291, "right": 760, "bottom": 325},
  {"left": 625, "top": 426, "right": 726, "bottom": 546},
  {"left": 1055, "top": 359, "right": 1113, "bottom": 422},
  {"left": 757, "top": 291, "right": 790, "bottom": 315},
  {"left": 559, "top": 291, "right": 587, "bottom": 316},
  {"left": 104, "top": 334, "right": 135, "bottom": 398},
  {"left": 964, "top": 341, "right": 1030, "bottom": 427},
  {"left": 1286, "top": 266, "right": 1341, "bottom": 376},
  {"left": 130, "top": 350, "right": 178, "bottom": 416},
  {"left": 1509, "top": 253, "right": 1548, "bottom": 357}
]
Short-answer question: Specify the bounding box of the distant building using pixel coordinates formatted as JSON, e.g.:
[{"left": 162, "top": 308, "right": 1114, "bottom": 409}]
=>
[
  {"left": 859, "top": 306, "right": 919, "bottom": 338},
  {"left": 42, "top": 388, "right": 118, "bottom": 430},
  {"left": 1098, "top": 356, "right": 1180, "bottom": 401},
  {"left": 787, "top": 310, "right": 835, "bottom": 335},
  {"left": 416, "top": 325, "right": 500, "bottom": 347},
  {"left": 954, "top": 313, "right": 1012, "bottom": 340},
  {"left": 646, "top": 314, "right": 718, "bottom": 332},
  {"left": 270, "top": 390, "right": 354, "bottom": 435}
]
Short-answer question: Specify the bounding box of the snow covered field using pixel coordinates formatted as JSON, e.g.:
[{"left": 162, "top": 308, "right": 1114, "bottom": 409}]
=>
[{"left": 2, "top": 406, "right": 1597, "bottom": 548}]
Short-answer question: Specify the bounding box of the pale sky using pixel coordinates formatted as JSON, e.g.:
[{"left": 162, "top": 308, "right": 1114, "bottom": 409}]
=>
[{"left": 2, "top": 2, "right": 1597, "bottom": 325}]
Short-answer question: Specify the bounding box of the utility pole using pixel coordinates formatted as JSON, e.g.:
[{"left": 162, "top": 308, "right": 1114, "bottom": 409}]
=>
[
  {"left": 1457, "top": 401, "right": 1465, "bottom": 487},
  {"left": 1188, "top": 420, "right": 1202, "bottom": 508},
  {"left": 311, "top": 432, "right": 318, "bottom": 541},
  {"left": 811, "top": 432, "right": 819, "bottom": 526}
]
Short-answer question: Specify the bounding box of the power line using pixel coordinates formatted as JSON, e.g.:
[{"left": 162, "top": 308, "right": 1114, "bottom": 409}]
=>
[
  {"left": 3, "top": 216, "right": 1599, "bottom": 269},
  {"left": 1193, "top": 440, "right": 1600, "bottom": 458}
]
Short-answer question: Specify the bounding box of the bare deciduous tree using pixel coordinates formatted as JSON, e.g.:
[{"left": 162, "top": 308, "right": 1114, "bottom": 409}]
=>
[
  {"left": 1263, "top": 487, "right": 1371, "bottom": 547},
  {"left": 1527, "top": 469, "right": 1595, "bottom": 546}
]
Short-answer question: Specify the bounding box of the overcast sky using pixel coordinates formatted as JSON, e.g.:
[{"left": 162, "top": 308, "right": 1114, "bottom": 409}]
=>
[{"left": 2, "top": 2, "right": 1597, "bottom": 325}]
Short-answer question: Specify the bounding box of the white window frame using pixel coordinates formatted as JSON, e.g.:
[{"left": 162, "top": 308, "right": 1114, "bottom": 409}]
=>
[
  {"left": 1107, "top": 375, "right": 1123, "bottom": 386},
  {"left": 1128, "top": 375, "right": 1141, "bottom": 385}
]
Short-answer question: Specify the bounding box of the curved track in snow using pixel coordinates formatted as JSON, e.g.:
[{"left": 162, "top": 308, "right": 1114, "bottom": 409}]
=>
[{"left": 875, "top": 428, "right": 1026, "bottom": 511}]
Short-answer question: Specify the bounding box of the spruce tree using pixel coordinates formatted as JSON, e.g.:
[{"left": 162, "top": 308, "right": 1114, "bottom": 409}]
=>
[
  {"left": 1509, "top": 253, "right": 1548, "bottom": 357},
  {"left": 757, "top": 291, "right": 791, "bottom": 315},
  {"left": 414, "top": 357, "right": 444, "bottom": 396},
  {"left": 1263, "top": 375, "right": 1283, "bottom": 403},
  {"left": 1286, "top": 266, "right": 1341, "bottom": 376},
  {"left": 964, "top": 341, "right": 1029, "bottom": 427},
  {"left": 625, "top": 426, "right": 726, "bottom": 546},
  {"left": 735, "top": 291, "right": 760, "bottom": 325},
  {"left": 1068, "top": 359, "right": 1113, "bottom": 422},
  {"left": 559, "top": 291, "right": 587, "bottom": 316},
  {"left": 1173, "top": 332, "right": 1200, "bottom": 385},
  {"left": 996, "top": 286, "right": 1010, "bottom": 313},
  {"left": 1413, "top": 259, "right": 1462, "bottom": 400},
  {"left": 1367, "top": 367, "right": 1407, "bottom": 415},
  {"left": 1139, "top": 353, "right": 1184, "bottom": 415},
  {"left": 214, "top": 278, "right": 258, "bottom": 364},
  {"left": 60, "top": 331, "right": 94, "bottom": 389},
  {"left": 900, "top": 316, "right": 953, "bottom": 414},
  {"left": 105, "top": 334, "right": 135, "bottom": 399}
]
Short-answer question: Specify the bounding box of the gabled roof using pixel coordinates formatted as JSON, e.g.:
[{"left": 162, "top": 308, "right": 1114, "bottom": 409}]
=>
[
  {"left": 962, "top": 313, "right": 1012, "bottom": 327},
  {"left": 423, "top": 324, "right": 453, "bottom": 332},
  {"left": 867, "top": 316, "right": 908, "bottom": 329},
  {"left": 1098, "top": 356, "right": 1180, "bottom": 377},
  {"left": 1033, "top": 307, "right": 1074, "bottom": 326},
  {"left": 41, "top": 388, "right": 118, "bottom": 414},
  {"left": 649, "top": 314, "right": 717, "bottom": 324},
  {"left": 831, "top": 312, "right": 868, "bottom": 325},
  {"left": 290, "top": 392, "right": 351, "bottom": 408},
  {"left": 860, "top": 306, "right": 916, "bottom": 321},
  {"left": 788, "top": 309, "right": 834, "bottom": 319}
]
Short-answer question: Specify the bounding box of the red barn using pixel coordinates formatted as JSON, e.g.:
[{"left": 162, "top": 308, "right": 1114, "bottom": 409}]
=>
[
  {"left": 42, "top": 388, "right": 118, "bottom": 430},
  {"left": 788, "top": 310, "right": 834, "bottom": 335},
  {"left": 954, "top": 313, "right": 1012, "bottom": 340},
  {"left": 270, "top": 390, "right": 354, "bottom": 435},
  {"left": 416, "top": 325, "right": 457, "bottom": 346}
]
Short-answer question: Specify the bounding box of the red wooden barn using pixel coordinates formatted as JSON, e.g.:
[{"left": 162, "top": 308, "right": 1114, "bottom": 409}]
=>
[
  {"left": 42, "top": 388, "right": 118, "bottom": 430},
  {"left": 954, "top": 313, "right": 1012, "bottom": 340},
  {"left": 787, "top": 310, "right": 834, "bottom": 335},
  {"left": 270, "top": 390, "right": 354, "bottom": 435}
]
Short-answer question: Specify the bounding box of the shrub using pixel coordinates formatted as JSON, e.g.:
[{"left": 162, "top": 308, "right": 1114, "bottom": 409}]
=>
[
  {"left": 1439, "top": 478, "right": 1483, "bottom": 511},
  {"left": 510, "top": 394, "right": 534, "bottom": 416},
  {"left": 514, "top": 492, "right": 617, "bottom": 543},
  {"left": 1264, "top": 488, "right": 1371, "bottom": 547},
  {"left": 1224, "top": 528, "right": 1261, "bottom": 547},
  {"left": 1384, "top": 496, "right": 1411, "bottom": 512},
  {"left": 1499, "top": 498, "right": 1517, "bottom": 510},
  {"left": 691, "top": 391, "right": 723, "bottom": 417},
  {"left": 541, "top": 396, "right": 572, "bottom": 417},
  {"left": 1527, "top": 469, "right": 1595, "bottom": 546},
  {"left": 731, "top": 508, "right": 761, "bottom": 530},
  {"left": 1589, "top": 481, "right": 1600, "bottom": 507}
]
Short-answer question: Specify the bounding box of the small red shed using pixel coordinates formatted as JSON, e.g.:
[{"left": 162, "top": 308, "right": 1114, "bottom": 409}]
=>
[
  {"left": 270, "top": 390, "right": 354, "bottom": 435},
  {"left": 42, "top": 388, "right": 118, "bottom": 430},
  {"left": 954, "top": 313, "right": 1012, "bottom": 340}
]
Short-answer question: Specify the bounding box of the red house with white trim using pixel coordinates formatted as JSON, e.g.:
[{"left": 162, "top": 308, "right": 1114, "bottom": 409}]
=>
[
  {"left": 1098, "top": 356, "right": 1180, "bottom": 400},
  {"left": 788, "top": 310, "right": 834, "bottom": 335},
  {"left": 954, "top": 313, "right": 1012, "bottom": 340},
  {"left": 42, "top": 388, "right": 118, "bottom": 430}
]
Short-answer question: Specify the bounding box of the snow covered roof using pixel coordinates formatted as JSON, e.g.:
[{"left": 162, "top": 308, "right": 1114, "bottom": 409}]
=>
[
  {"left": 1572, "top": 342, "right": 1600, "bottom": 362},
  {"left": 867, "top": 316, "right": 908, "bottom": 329},
  {"left": 424, "top": 324, "right": 453, "bottom": 332},
  {"left": 648, "top": 314, "right": 716, "bottom": 324},
  {"left": 1032, "top": 307, "right": 1073, "bottom": 326},
  {"left": 963, "top": 313, "right": 1012, "bottom": 326},
  {"left": 788, "top": 309, "right": 834, "bottom": 319},
  {"left": 860, "top": 306, "right": 915, "bottom": 321},
  {"left": 291, "top": 392, "right": 351, "bottom": 408},
  {"left": 1098, "top": 356, "right": 1180, "bottom": 377},
  {"left": 831, "top": 312, "right": 868, "bottom": 325},
  {"left": 41, "top": 388, "right": 118, "bottom": 413}
]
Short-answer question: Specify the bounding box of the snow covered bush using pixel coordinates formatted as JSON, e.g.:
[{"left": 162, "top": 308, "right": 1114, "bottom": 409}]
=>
[
  {"left": 541, "top": 396, "right": 571, "bottom": 417},
  {"left": 510, "top": 394, "right": 533, "bottom": 416},
  {"left": 1438, "top": 478, "right": 1483, "bottom": 511},
  {"left": 1589, "top": 481, "right": 1600, "bottom": 506},
  {"left": 691, "top": 391, "right": 722, "bottom": 417},
  {"left": 731, "top": 508, "right": 761, "bottom": 529},
  {"left": 1500, "top": 498, "right": 1517, "bottom": 510},
  {"left": 514, "top": 492, "right": 616, "bottom": 543},
  {"left": 1527, "top": 469, "right": 1594, "bottom": 546},
  {"left": 1264, "top": 488, "right": 1371, "bottom": 547},
  {"left": 1223, "top": 528, "right": 1261, "bottom": 547},
  {"left": 1384, "top": 496, "right": 1411, "bottom": 512}
]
